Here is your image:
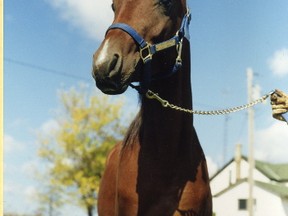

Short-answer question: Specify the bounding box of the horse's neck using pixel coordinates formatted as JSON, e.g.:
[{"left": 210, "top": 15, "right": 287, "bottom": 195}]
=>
[{"left": 139, "top": 45, "right": 194, "bottom": 159}]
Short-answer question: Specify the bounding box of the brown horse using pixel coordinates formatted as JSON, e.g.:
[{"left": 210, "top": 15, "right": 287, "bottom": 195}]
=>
[{"left": 92, "top": 0, "right": 212, "bottom": 215}]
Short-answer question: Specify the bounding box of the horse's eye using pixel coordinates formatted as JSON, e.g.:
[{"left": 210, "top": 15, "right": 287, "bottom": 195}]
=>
[
  {"left": 159, "top": 0, "right": 172, "bottom": 7},
  {"left": 111, "top": 3, "right": 115, "bottom": 12},
  {"left": 159, "top": 0, "right": 173, "bottom": 13}
]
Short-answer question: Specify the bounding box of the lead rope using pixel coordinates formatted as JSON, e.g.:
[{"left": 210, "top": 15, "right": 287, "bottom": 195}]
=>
[{"left": 145, "top": 89, "right": 275, "bottom": 115}]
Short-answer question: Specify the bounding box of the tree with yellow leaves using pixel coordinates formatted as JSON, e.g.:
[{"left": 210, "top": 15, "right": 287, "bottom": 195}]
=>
[{"left": 37, "top": 84, "right": 128, "bottom": 216}]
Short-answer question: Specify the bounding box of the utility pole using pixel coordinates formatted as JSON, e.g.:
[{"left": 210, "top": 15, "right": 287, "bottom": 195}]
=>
[
  {"left": 247, "top": 68, "right": 255, "bottom": 216},
  {"left": 223, "top": 115, "right": 229, "bottom": 166}
]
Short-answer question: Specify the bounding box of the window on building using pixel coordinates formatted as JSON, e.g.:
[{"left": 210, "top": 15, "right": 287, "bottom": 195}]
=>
[
  {"left": 238, "top": 199, "right": 256, "bottom": 211},
  {"left": 238, "top": 199, "right": 247, "bottom": 210}
]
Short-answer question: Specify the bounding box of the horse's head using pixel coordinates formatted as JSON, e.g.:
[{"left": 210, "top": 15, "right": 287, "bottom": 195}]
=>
[{"left": 92, "top": 0, "right": 187, "bottom": 95}]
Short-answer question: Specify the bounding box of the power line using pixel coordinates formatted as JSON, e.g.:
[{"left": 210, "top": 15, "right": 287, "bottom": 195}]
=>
[{"left": 4, "top": 57, "right": 91, "bottom": 81}]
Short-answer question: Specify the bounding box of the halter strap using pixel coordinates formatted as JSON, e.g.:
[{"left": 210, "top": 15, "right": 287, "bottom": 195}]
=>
[{"left": 106, "top": 8, "right": 191, "bottom": 93}]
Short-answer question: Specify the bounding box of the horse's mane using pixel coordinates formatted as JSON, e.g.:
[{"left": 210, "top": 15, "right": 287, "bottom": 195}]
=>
[{"left": 122, "top": 111, "right": 142, "bottom": 148}]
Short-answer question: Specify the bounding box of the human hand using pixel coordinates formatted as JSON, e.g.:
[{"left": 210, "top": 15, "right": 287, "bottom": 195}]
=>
[{"left": 270, "top": 89, "right": 288, "bottom": 121}]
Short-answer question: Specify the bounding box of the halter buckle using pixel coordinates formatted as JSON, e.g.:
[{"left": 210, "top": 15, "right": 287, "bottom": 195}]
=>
[
  {"left": 140, "top": 44, "right": 153, "bottom": 63},
  {"left": 175, "top": 39, "right": 183, "bottom": 64}
]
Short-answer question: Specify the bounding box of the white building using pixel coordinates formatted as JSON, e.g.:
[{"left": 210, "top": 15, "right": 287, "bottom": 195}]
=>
[{"left": 210, "top": 145, "right": 288, "bottom": 216}]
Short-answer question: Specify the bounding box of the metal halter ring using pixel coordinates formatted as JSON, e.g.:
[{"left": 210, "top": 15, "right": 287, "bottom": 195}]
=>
[{"left": 140, "top": 44, "right": 153, "bottom": 63}]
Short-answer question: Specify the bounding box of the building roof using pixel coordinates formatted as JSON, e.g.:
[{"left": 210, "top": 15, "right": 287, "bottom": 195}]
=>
[
  {"left": 254, "top": 159, "right": 288, "bottom": 182},
  {"left": 213, "top": 179, "right": 288, "bottom": 198},
  {"left": 210, "top": 155, "right": 288, "bottom": 182},
  {"left": 255, "top": 181, "right": 288, "bottom": 198}
]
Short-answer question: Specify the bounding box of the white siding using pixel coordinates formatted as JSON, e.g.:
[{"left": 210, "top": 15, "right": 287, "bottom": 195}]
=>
[
  {"left": 254, "top": 185, "right": 285, "bottom": 216},
  {"left": 213, "top": 181, "right": 287, "bottom": 216},
  {"left": 213, "top": 182, "right": 249, "bottom": 216},
  {"left": 211, "top": 159, "right": 270, "bottom": 196},
  {"left": 282, "top": 199, "right": 288, "bottom": 216},
  {"left": 211, "top": 156, "right": 288, "bottom": 216}
]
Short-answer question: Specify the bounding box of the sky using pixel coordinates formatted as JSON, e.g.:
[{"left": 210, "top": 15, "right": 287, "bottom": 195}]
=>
[{"left": 4, "top": 0, "right": 288, "bottom": 215}]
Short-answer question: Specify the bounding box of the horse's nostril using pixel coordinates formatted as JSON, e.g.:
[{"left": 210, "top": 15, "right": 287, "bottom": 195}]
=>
[
  {"left": 108, "top": 54, "right": 122, "bottom": 79},
  {"left": 109, "top": 54, "right": 119, "bottom": 71},
  {"left": 108, "top": 54, "right": 121, "bottom": 78}
]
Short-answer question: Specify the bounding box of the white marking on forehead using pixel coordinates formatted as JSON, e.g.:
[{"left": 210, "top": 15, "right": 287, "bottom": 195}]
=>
[{"left": 96, "top": 39, "right": 110, "bottom": 65}]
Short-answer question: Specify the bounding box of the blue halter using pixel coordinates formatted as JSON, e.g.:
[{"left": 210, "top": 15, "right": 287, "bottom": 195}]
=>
[{"left": 106, "top": 9, "right": 191, "bottom": 94}]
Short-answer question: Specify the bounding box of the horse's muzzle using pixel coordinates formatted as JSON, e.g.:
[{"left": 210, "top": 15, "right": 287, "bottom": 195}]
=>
[
  {"left": 92, "top": 52, "right": 128, "bottom": 94},
  {"left": 94, "top": 75, "right": 129, "bottom": 95}
]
